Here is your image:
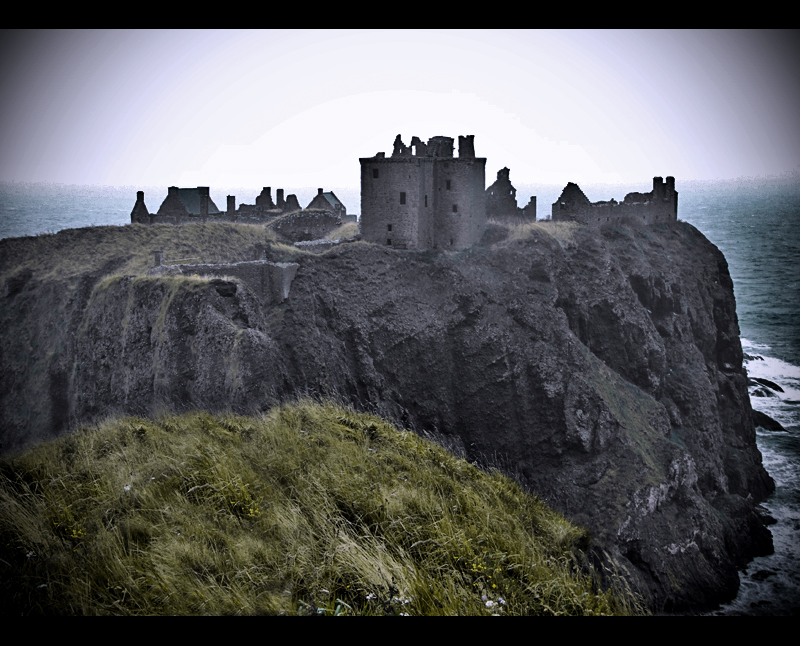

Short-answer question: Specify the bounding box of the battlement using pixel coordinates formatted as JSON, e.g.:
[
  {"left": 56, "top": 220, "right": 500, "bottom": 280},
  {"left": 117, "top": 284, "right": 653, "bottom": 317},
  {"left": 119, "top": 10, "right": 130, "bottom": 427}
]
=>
[{"left": 552, "top": 177, "right": 678, "bottom": 227}]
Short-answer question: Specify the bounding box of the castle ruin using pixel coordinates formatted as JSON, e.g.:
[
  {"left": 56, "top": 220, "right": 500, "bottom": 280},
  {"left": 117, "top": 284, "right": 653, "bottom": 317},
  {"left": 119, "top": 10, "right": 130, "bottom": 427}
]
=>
[
  {"left": 551, "top": 177, "right": 678, "bottom": 227},
  {"left": 130, "top": 185, "right": 349, "bottom": 242},
  {"left": 486, "top": 167, "right": 536, "bottom": 222},
  {"left": 131, "top": 136, "right": 678, "bottom": 252}
]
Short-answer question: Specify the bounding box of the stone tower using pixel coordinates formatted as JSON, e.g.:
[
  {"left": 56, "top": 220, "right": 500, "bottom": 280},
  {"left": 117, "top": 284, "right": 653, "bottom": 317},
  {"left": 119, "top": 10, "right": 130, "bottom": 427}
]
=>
[{"left": 360, "top": 134, "right": 486, "bottom": 250}]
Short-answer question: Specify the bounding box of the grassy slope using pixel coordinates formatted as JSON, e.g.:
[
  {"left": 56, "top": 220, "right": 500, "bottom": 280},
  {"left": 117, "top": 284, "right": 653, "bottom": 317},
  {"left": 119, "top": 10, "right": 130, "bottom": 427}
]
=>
[
  {"left": 0, "top": 399, "right": 644, "bottom": 616},
  {"left": 0, "top": 222, "right": 278, "bottom": 285}
]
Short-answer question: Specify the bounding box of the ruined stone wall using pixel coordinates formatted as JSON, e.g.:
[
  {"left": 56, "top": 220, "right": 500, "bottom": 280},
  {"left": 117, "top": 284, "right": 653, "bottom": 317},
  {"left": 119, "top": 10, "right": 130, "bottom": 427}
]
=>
[
  {"left": 486, "top": 168, "right": 518, "bottom": 219},
  {"left": 176, "top": 260, "right": 299, "bottom": 304},
  {"left": 552, "top": 177, "right": 678, "bottom": 227}
]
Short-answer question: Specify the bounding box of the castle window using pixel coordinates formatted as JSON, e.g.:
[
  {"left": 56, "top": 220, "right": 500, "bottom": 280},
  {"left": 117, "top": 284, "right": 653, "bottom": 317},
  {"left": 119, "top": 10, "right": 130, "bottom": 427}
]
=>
[
  {"left": 387, "top": 224, "right": 392, "bottom": 232},
  {"left": 425, "top": 195, "right": 428, "bottom": 207},
  {"left": 373, "top": 168, "right": 379, "bottom": 179},
  {"left": 400, "top": 192, "right": 406, "bottom": 205},
  {"left": 387, "top": 239, "right": 392, "bottom": 246},
  {"left": 446, "top": 180, "right": 451, "bottom": 190},
  {"left": 452, "top": 204, "right": 458, "bottom": 213}
]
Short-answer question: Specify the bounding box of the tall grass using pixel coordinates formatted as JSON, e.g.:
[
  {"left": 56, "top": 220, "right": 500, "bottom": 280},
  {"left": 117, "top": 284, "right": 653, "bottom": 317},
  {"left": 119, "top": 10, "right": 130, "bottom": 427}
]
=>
[
  {"left": 0, "top": 399, "right": 644, "bottom": 615},
  {"left": 489, "top": 219, "right": 579, "bottom": 248},
  {"left": 325, "top": 222, "right": 358, "bottom": 240},
  {"left": 0, "top": 222, "right": 277, "bottom": 286}
]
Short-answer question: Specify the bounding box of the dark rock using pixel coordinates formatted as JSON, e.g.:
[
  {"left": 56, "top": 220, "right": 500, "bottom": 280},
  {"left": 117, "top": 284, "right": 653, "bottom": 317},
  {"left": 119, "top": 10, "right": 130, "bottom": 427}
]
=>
[
  {"left": 750, "top": 570, "right": 777, "bottom": 581},
  {"left": 750, "top": 377, "right": 784, "bottom": 393},
  {"left": 4, "top": 267, "right": 33, "bottom": 298},
  {"left": 210, "top": 279, "right": 237, "bottom": 298},
  {"left": 752, "top": 410, "right": 786, "bottom": 432},
  {"left": 0, "top": 220, "right": 775, "bottom": 613}
]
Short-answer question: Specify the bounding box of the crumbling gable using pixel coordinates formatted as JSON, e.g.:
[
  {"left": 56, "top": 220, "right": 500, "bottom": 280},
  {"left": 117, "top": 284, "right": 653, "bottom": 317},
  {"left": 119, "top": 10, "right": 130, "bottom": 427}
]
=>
[
  {"left": 132, "top": 184, "right": 309, "bottom": 226},
  {"left": 485, "top": 168, "right": 536, "bottom": 222},
  {"left": 130, "top": 191, "right": 150, "bottom": 224},
  {"left": 157, "top": 187, "right": 221, "bottom": 218}
]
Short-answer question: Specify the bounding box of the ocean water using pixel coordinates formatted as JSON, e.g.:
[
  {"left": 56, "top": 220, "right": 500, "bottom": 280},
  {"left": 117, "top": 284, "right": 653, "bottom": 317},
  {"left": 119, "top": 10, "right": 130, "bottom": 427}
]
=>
[
  {"left": 1, "top": 178, "right": 798, "bottom": 614},
  {"left": 677, "top": 177, "right": 800, "bottom": 615}
]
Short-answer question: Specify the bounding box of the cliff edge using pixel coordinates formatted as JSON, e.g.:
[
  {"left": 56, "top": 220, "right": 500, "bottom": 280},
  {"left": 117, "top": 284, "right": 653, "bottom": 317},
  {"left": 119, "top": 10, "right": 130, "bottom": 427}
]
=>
[{"left": 0, "top": 220, "right": 774, "bottom": 611}]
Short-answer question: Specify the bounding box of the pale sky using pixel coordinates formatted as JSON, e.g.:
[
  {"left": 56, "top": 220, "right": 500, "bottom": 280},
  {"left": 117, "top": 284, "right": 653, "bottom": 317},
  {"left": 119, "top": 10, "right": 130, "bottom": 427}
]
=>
[{"left": 1, "top": 29, "right": 798, "bottom": 190}]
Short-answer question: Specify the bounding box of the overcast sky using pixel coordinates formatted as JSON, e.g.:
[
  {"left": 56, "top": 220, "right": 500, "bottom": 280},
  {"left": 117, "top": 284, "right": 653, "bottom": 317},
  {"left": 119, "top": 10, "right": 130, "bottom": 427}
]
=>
[{"left": 1, "top": 29, "right": 798, "bottom": 191}]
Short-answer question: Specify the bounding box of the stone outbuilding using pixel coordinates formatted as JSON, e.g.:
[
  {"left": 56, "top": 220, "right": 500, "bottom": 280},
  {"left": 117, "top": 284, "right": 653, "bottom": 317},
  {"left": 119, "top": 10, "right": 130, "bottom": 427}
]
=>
[
  {"left": 306, "top": 188, "right": 347, "bottom": 219},
  {"left": 157, "top": 187, "right": 221, "bottom": 219}
]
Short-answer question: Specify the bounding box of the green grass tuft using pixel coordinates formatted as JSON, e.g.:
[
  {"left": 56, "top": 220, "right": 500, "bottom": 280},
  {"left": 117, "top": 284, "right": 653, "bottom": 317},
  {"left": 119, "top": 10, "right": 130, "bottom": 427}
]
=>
[{"left": 0, "top": 399, "right": 645, "bottom": 615}]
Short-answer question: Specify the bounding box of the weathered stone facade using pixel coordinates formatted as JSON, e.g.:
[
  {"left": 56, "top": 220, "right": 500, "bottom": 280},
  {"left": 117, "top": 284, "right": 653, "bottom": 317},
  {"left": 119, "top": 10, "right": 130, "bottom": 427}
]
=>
[
  {"left": 486, "top": 167, "right": 536, "bottom": 222},
  {"left": 552, "top": 177, "right": 678, "bottom": 227},
  {"left": 360, "top": 134, "right": 487, "bottom": 250},
  {"left": 149, "top": 256, "right": 299, "bottom": 305},
  {"left": 131, "top": 185, "right": 322, "bottom": 226},
  {"left": 306, "top": 188, "right": 347, "bottom": 219},
  {"left": 157, "top": 187, "right": 221, "bottom": 219}
]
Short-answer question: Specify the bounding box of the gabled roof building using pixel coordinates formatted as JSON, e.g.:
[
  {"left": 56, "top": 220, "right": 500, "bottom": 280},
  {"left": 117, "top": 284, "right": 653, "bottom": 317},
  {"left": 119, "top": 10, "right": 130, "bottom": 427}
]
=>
[
  {"left": 306, "top": 188, "right": 347, "bottom": 218},
  {"left": 157, "top": 187, "right": 221, "bottom": 218}
]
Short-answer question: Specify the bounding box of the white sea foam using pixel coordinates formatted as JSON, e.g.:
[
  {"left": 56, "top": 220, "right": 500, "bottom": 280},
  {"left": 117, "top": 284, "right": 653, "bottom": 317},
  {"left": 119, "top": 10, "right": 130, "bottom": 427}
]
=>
[{"left": 742, "top": 338, "right": 800, "bottom": 403}]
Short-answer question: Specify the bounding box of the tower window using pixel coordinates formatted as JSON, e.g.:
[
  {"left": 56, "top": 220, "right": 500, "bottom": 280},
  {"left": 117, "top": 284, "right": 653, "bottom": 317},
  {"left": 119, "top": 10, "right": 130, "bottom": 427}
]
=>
[
  {"left": 387, "top": 224, "right": 392, "bottom": 232},
  {"left": 387, "top": 239, "right": 392, "bottom": 246},
  {"left": 446, "top": 180, "right": 451, "bottom": 190},
  {"left": 373, "top": 168, "right": 379, "bottom": 178},
  {"left": 452, "top": 204, "right": 458, "bottom": 213},
  {"left": 424, "top": 195, "right": 428, "bottom": 207},
  {"left": 400, "top": 192, "right": 406, "bottom": 205}
]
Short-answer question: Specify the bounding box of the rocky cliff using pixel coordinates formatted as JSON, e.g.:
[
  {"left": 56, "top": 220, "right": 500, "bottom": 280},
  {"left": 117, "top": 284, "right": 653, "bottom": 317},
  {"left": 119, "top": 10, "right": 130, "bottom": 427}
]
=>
[{"left": 0, "top": 220, "right": 774, "bottom": 611}]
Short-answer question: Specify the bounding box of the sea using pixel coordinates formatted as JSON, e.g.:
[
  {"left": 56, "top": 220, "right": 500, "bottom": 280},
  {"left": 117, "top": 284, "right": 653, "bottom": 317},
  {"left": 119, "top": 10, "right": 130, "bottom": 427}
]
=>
[{"left": 1, "top": 178, "right": 798, "bottom": 615}]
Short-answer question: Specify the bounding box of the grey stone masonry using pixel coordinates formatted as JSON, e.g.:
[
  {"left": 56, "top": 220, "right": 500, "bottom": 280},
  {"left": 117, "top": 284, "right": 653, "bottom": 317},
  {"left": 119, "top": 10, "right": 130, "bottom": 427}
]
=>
[
  {"left": 149, "top": 260, "right": 300, "bottom": 305},
  {"left": 552, "top": 177, "right": 678, "bottom": 227},
  {"left": 360, "top": 134, "right": 486, "bottom": 250}
]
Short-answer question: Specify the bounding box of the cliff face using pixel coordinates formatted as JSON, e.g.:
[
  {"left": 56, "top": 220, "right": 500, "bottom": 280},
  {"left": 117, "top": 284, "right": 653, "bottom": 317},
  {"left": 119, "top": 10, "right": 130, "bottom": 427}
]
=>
[{"left": 0, "top": 221, "right": 773, "bottom": 611}]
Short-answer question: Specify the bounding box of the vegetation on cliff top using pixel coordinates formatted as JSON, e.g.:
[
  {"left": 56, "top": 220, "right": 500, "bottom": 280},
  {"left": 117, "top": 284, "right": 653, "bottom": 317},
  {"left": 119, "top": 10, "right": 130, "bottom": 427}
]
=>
[
  {"left": 0, "top": 222, "right": 278, "bottom": 286},
  {"left": 0, "top": 399, "right": 644, "bottom": 616}
]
